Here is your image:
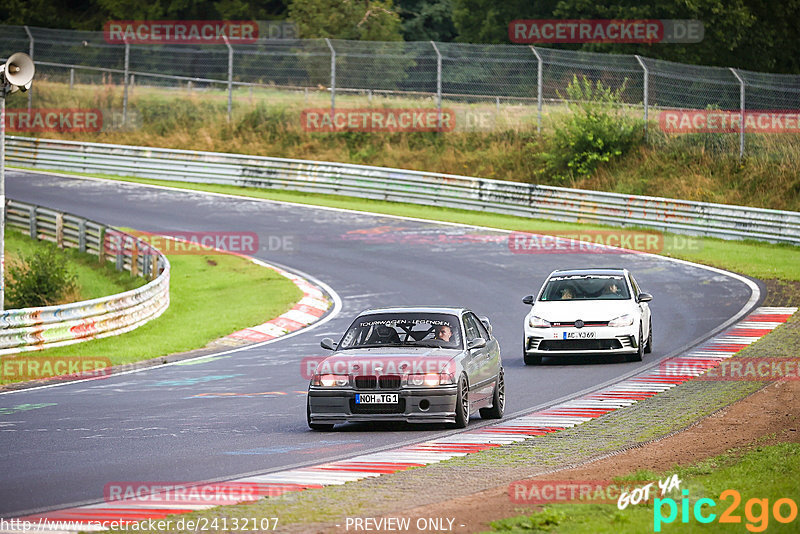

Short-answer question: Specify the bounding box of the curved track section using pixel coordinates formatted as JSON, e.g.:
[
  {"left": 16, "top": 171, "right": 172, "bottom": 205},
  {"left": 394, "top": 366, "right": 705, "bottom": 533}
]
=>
[{"left": 0, "top": 170, "right": 756, "bottom": 517}]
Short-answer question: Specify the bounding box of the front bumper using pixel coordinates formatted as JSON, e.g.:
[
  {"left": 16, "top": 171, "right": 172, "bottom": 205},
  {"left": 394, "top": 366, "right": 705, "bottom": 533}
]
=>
[
  {"left": 524, "top": 325, "right": 639, "bottom": 355},
  {"left": 308, "top": 386, "right": 458, "bottom": 424}
]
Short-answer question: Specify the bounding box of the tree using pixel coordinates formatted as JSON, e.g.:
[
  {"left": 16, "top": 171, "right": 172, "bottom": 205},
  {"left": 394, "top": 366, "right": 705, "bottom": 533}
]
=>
[
  {"left": 288, "top": 0, "right": 403, "bottom": 40},
  {"left": 450, "top": 0, "right": 800, "bottom": 73},
  {"left": 395, "top": 0, "right": 457, "bottom": 41}
]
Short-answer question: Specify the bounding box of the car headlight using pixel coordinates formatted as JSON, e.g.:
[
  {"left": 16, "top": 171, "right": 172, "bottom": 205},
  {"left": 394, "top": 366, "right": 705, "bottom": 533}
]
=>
[
  {"left": 609, "top": 314, "right": 634, "bottom": 327},
  {"left": 408, "top": 373, "right": 452, "bottom": 386},
  {"left": 313, "top": 373, "right": 349, "bottom": 387},
  {"left": 528, "top": 315, "right": 551, "bottom": 328}
]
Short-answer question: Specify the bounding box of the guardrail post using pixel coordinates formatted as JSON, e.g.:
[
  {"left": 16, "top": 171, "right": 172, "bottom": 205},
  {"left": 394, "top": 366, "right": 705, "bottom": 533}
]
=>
[
  {"left": 24, "top": 25, "right": 33, "bottom": 112},
  {"left": 130, "top": 244, "right": 138, "bottom": 277},
  {"left": 78, "top": 219, "right": 86, "bottom": 252},
  {"left": 29, "top": 205, "right": 37, "bottom": 239},
  {"left": 123, "top": 40, "right": 129, "bottom": 126},
  {"left": 635, "top": 55, "right": 649, "bottom": 140},
  {"left": 55, "top": 213, "right": 64, "bottom": 248},
  {"left": 98, "top": 227, "right": 106, "bottom": 263},
  {"left": 325, "top": 38, "right": 336, "bottom": 116},
  {"left": 223, "top": 35, "right": 233, "bottom": 123},
  {"left": 142, "top": 250, "right": 151, "bottom": 278},
  {"left": 530, "top": 46, "right": 543, "bottom": 134},
  {"left": 430, "top": 41, "right": 442, "bottom": 131},
  {"left": 730, "top": 68, "right": 746, "bottom": 160}
]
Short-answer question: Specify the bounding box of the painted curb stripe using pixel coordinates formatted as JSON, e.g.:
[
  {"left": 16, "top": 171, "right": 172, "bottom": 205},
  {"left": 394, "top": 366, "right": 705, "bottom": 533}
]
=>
[{"left": 14, "top": 306, "right": 796, "bottom": 531}]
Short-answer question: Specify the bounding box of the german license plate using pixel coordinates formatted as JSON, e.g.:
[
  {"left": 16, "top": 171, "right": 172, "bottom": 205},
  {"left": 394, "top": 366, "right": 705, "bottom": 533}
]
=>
[
  {"left": 563, "top": 331, "right": 596, "bottom": 339},
  {"left": 355, "top": 393, "right": 399, "bottom": 404}
]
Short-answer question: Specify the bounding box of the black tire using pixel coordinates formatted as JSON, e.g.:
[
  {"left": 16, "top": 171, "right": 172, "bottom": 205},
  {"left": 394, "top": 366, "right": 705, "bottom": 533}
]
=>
[
  {"left": 523, "top": 345, "right": 542, "bottom": 365},
  {"left": 480, "top": 368, "right": 505, "bottom": 419},
  {"left": 644, "top": 318, "right": 653, "bottom": 354},
  {"left": 307, "top": 397, "right": 335, "bottom": 431},
  {"left": 625, "top": 323, "right": 644, "bottom": 362},
  {"left": 454, "top": 374, "right": 470, "bottom": 428}
]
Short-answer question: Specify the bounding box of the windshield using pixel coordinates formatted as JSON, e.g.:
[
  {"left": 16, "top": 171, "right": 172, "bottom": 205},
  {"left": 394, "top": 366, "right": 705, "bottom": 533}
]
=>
[
  {"left": 338, "top": 312, "right": 462, "bottom": 350},
  {"left": 539, "top": 274, "right": 630, "bottom": 301}
]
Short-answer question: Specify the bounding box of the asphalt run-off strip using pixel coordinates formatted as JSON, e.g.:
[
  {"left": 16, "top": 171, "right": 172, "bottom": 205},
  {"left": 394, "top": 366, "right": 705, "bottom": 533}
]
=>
[{"left": 9, "top": 306, "right": 795, "bottom": 532}]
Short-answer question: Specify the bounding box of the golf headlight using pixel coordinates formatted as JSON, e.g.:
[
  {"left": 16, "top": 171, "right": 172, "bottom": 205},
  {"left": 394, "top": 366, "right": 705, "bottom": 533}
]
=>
[
  {"left": 313, "top": 374, "right": 349, "bottom": 387},
  {"left": 529, "top": 315, "right": 551, "bottom": 328},
  {"left": 609, "top": 314, "right": 634, "bottom": 327}
]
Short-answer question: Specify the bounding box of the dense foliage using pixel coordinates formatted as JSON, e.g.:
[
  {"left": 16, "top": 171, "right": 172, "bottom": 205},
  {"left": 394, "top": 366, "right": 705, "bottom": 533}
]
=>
[
  {"left": 7, "top": 245, "right": 78, "bottom": 308},
  {"left": 1, "top": 0, "right": 797, "bottom": 72}
]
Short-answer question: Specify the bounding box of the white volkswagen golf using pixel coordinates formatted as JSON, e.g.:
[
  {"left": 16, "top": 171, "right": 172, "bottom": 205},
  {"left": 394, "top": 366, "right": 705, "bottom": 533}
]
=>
[{"left": 522, "top": 268, "right": 652, "bottom": 364}]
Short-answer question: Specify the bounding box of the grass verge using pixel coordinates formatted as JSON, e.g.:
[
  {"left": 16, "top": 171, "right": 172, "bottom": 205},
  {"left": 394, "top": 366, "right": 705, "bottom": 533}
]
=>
[
  {"left": 4, "top": 227, "right": 145, "bottom": 307},
  {"left": 487, "top": 442, "right": 800, "bottom": 533},
  {"left": 0, "top": 244, "right": 303, "bottom": 385},
  {"left": 15, "top": 167, "right": 800, "bottom": 282}
]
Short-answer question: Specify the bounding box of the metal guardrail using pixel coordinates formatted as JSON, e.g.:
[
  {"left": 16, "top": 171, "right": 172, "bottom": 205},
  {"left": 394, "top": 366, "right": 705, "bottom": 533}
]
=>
[
  {"left": 1, "top": 198, "right": 170, "bottom": 355},
  {"left": 6, "top": 136, "right": 800, "bottom": 245}
]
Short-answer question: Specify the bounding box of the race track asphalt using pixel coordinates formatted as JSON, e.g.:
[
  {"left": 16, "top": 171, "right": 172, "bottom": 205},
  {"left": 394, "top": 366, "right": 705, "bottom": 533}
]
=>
[{"left": 0, "top": 171, "right": 755, "bottom": 516}]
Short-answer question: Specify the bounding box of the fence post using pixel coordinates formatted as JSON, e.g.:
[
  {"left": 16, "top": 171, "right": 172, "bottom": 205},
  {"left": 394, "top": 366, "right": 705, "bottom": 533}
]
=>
[
  {"left": 430, "top": 41, "right": 442, "bottom": 130},
  {"left": 730, "top": 68, "right": 745, "bottom": 160},
  {"left": 123, "top": 41, "right": 129, "bottom": 126},
  {"left": 223, "top": 35, "right": 233, "bottom": 123},
  {"left": 530, "top": 46, "right": 542, "bottom": 134},
  {"left": 69, "top": 68, "right": 75, "bottom": 90},
  {"left": 635, "top": 55, "right": 649, "bottom": 139},
  {"left": 325, "top": 38, "right": 336, "bottom": 116},
  {"left": 24, "top": 25, "right": 33, "bottom": 113}
]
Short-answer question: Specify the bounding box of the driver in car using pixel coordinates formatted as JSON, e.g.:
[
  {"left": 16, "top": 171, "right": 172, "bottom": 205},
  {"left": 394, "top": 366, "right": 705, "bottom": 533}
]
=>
[{"left": 434, "top": 324, "right": 452, "bottom": 342}]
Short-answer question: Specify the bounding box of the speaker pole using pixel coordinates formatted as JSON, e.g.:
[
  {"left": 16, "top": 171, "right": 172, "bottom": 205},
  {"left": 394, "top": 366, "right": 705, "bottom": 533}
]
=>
[
  {"left": 0, "top": 52, "right": 35, "bottom": 311},
  {"left": 1, "top": 84, "right": 6, "bottom": 311}
]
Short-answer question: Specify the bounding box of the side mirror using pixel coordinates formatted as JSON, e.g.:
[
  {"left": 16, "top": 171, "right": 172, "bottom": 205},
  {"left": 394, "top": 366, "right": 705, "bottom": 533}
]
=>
[
  {"left": 479, "top": 316, "right": 493, "bottom": 336},
  {"left": 467, "top": 337, "right": 487, "bottom": 351},
  {"left": 522, "top": 295, "right": 534, "bottom": 305},
  {"left": 637, "top": 292, "right": 653, "bottom": 303},
  {"left": 320, "top": 338, "right": 338, "bottom": 350}
]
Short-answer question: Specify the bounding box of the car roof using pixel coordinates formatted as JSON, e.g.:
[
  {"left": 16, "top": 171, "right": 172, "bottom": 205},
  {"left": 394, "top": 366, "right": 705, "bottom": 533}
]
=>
[
  {"left": 547, "top": 268, "right": 629, "bottom": 277},
  {"left": 356, "top": 306, "right": 468, "bottom": 315}
]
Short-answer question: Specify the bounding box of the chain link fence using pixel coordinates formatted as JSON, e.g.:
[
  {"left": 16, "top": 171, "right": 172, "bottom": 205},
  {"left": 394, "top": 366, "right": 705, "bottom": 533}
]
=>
[{"left": 2, "top": 24, "right": 799, "bottom": 158}]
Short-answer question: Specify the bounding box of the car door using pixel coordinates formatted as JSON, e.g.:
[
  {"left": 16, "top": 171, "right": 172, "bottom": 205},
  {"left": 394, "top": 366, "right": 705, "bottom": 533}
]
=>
[{"left": 463, "top": 313, "right": 494, "bottom": 402}]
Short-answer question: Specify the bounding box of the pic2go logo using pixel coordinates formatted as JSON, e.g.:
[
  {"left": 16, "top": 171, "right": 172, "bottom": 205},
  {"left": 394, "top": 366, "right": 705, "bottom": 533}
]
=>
[{"left": 654, "top": 489, "right": 798, "bottom": 532}]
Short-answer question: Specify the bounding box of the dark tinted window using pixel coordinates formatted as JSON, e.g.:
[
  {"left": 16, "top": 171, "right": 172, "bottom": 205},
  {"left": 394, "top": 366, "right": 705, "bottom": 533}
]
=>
[
  {"left": 539, "top": 274, "right": 631, "bottom": 301},
  {"left": 339, "top": 312, "right": 462, "bottom": 349}
]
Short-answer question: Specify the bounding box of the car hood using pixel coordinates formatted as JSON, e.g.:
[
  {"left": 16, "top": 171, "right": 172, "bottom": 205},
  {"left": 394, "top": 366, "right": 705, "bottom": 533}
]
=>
[
  {"left": 528, "top": 300, "right": 635, "bottom": 322},
  {"left": 317, "top": 347, "right": 462, "bottom": 375}
]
